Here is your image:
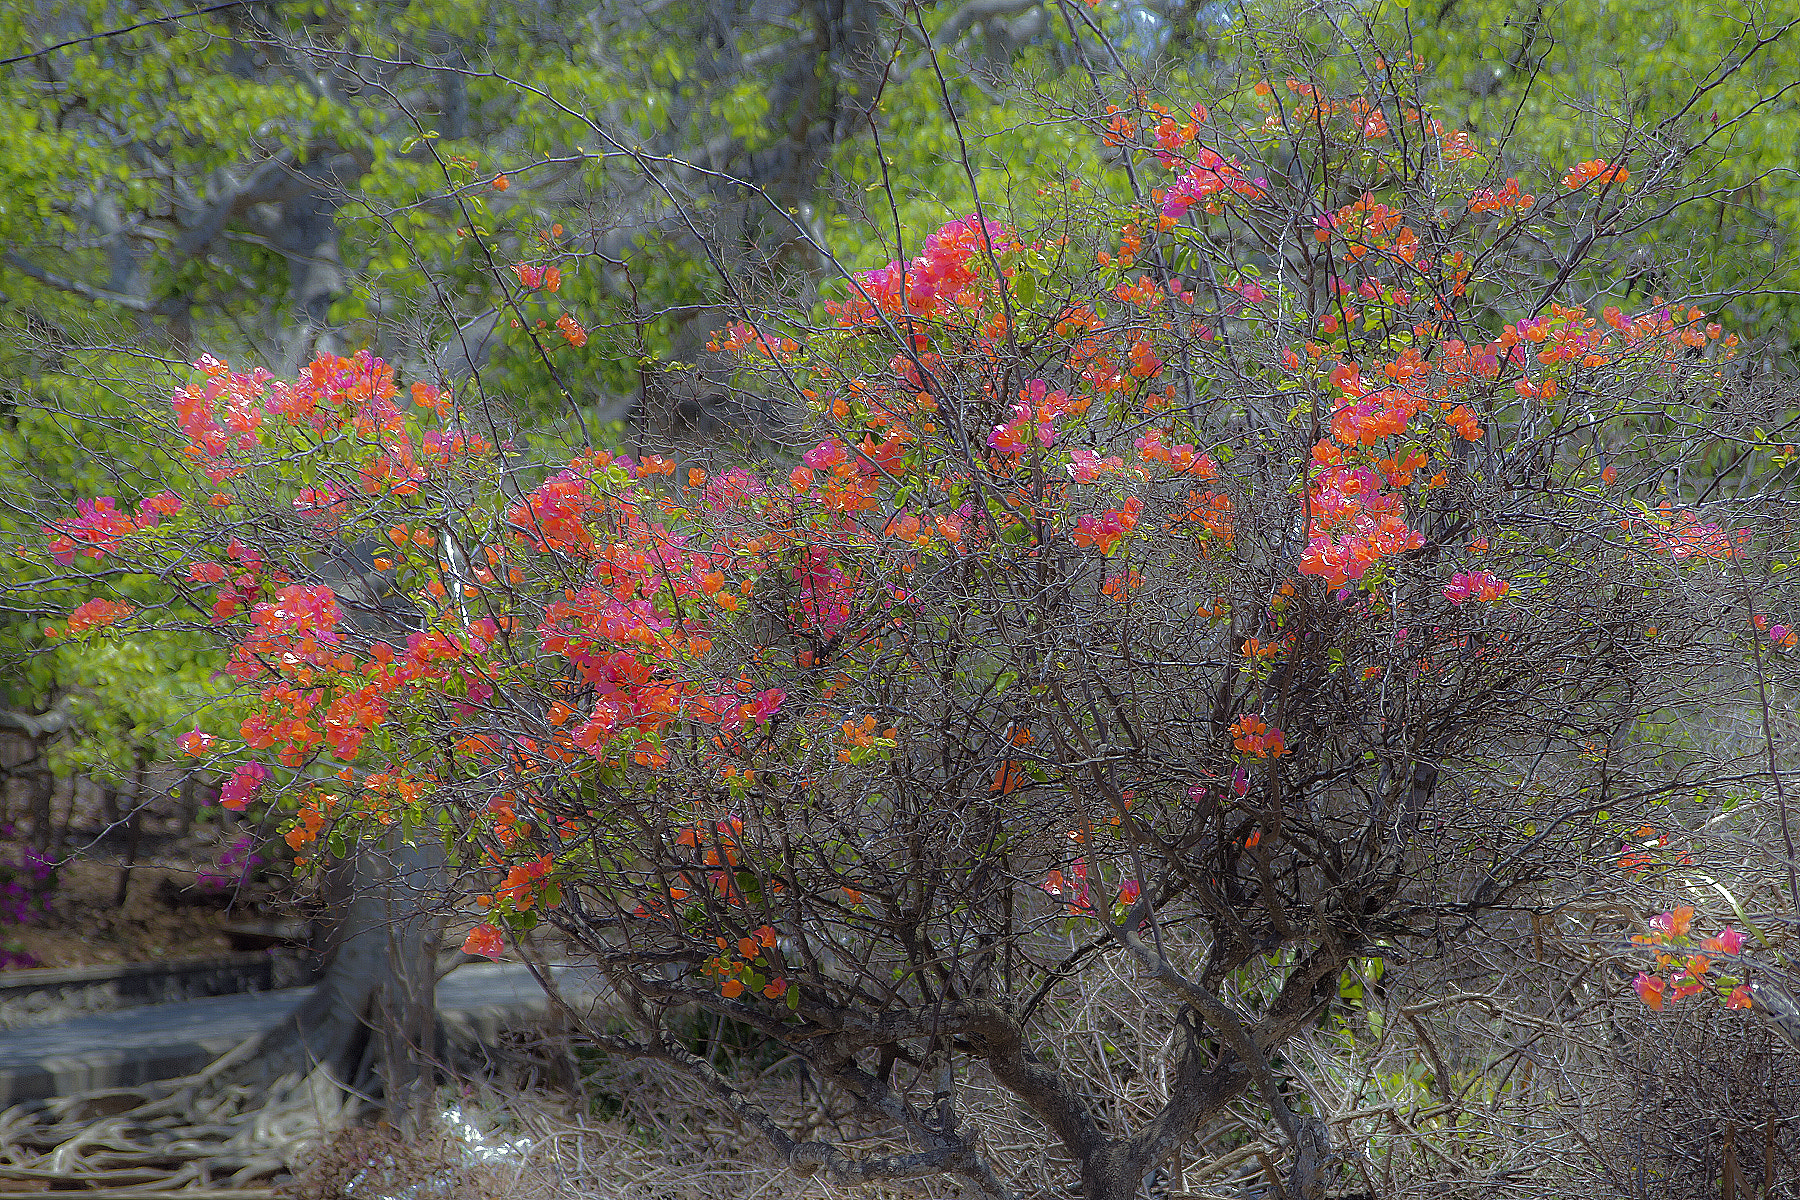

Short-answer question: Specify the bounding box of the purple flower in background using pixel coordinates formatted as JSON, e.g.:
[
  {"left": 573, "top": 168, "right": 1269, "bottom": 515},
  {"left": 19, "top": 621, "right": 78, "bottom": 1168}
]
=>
[
  {"left": 0, "top": 823, "right": 56, "bottom": 964},
  {"left": 199, "top": 835, "right": 265, "bottom": 891}
]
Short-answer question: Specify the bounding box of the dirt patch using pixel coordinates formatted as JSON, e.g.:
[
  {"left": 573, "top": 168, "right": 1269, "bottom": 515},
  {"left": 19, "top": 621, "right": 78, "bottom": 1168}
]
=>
[
  {"left": 0, "top": 741, "right": 293, "bottom": 970},
  {"left": 4, "top": 856, "right": 251, "bottom": 969}
]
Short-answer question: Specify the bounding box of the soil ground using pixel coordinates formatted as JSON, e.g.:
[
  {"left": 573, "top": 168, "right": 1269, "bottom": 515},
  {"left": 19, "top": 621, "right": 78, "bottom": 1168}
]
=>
[
  {"left": 0, "top": 751, "right": 294, "bottom": 970},
  {"left": 4, "top": 855, "right": 250, "bottom": 968}
]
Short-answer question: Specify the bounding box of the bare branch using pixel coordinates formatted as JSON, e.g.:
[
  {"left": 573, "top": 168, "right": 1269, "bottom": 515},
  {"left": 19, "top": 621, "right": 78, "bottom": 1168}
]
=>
[{"left": 3, "top": 252, "right": 174, "bottom": 315}]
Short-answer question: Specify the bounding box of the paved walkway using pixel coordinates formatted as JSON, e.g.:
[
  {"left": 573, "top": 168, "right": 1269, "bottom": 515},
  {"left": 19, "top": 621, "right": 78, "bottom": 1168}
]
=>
[{"left": 0, "top": 963, "right": 599, "bottom": 1104}]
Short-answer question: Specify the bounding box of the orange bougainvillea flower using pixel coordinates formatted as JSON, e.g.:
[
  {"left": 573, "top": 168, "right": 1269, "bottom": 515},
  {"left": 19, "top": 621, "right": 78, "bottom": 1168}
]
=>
[
  {"left": 463, "top": 923, "right": 505, "bottom": 960},
  {"left": 1561, "top": 158, "right": 1628, "bottom": 190},
  {"left": 555, "top": 313, "right": 587, "bottom": 347},
  {"left": 1444, "top": 404, "right": 1482, "bottom": 441},
  {"left": 990, "top": 758, "right": 1026, "bottom": 795},
  {"left": 1230, "top": 713, "right": 1288, "bottom": 759},
  {"left": 64, "top": 597, "right": 134, "bottom": 634},
  {"left": 989, "top": 723, "right": 1034, "bottom": 794}
]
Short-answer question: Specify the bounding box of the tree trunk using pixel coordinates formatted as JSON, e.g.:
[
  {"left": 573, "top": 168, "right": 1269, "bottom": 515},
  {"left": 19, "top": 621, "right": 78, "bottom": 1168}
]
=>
[
  {"left": 1080, "top": 1147, "right": 1142, "bottom": 1200},
  {"left": 253, "top": 833, "right": 449, "bottom": 1117},
  {"left": 112, "top": 747, "right": 147, "bottom": 908},
  {"left": 29, "top": 767, "right": 51, "bottom": 854},
  {"left": 374, "top": 837, "right": 449, "bottom": 1134}
]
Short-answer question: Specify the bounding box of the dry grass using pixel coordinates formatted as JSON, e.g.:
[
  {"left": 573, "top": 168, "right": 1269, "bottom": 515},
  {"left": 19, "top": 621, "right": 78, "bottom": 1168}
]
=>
[
  {"left": 283, "top": 955, "right": 1281, "bottom": 1200},
  {"left": 281, "top": 914, "right": 1800, "bottom": 1200},
  {"left": 285, "top": 1047, "right": 989, "bottom": 1200}
]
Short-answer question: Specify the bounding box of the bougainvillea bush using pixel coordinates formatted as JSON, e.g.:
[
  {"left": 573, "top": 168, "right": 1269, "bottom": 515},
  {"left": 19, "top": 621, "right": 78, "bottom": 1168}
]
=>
[{"left": 23, "top": 45, "right": 1800, "bottom": 1200}]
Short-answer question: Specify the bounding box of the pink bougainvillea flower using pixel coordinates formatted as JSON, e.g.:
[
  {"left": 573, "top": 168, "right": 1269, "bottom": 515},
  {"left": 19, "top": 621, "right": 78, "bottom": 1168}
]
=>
[
  {"left": 219, "top": 761, "right": 271, "bottom": 811},
  {"left": 1443, "top": 571, "right": 1509, "bottom": 605},
  {"left": 1701, "top": 927, "right": 1747, "bottom": 956},
  {"left": 1651, "top": 905, "right": 1695, "bottom": 938},
  {"left": 744, "top": 688, "right": 786, "bottom": 722},
  {"left": 1065, "top": 447, "right": 1124, "bottom": 482},
  {"left": 1632, "top": 972, "right": 1665, "bottom": 1010}
]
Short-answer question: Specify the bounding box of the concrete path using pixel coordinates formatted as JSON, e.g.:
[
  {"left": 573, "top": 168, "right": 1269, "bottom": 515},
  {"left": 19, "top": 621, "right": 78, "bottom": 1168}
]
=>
[{"left": 0, "top": 963, "right": 600, "bottom": 1104}]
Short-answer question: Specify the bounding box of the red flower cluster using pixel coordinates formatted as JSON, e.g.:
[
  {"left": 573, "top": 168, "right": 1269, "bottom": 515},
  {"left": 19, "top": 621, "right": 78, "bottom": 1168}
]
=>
[
  {"left": 1468, "top": 177, "right": 1534, "bottom": 214},
  {"left": 1158, "top": 146, "right": 1263, "bottom": 225},
  {"left": 1631, "top": 905, "right": 1751, "bottom": 1012},
  {"left": 45, "top": 498, "right": 138, "bottom": 565},
  {"left": 1562, "top": 158, "right": 1628, "bottom": 190},
  {"left": 831, "top": 214, "right": 1017, "bottom": 323},
  {"left": 1230, "top": 713, "right": 1288, "bottom": 760},
  {"left": 59, "top": 597, "right": 133, "bottom": 634},
  {"left": 1443, "top": 571, "right": 1509, "bottom": 605},
  {"left": 1071, "top": 497, "right": 1143, "bottom": 556}
]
